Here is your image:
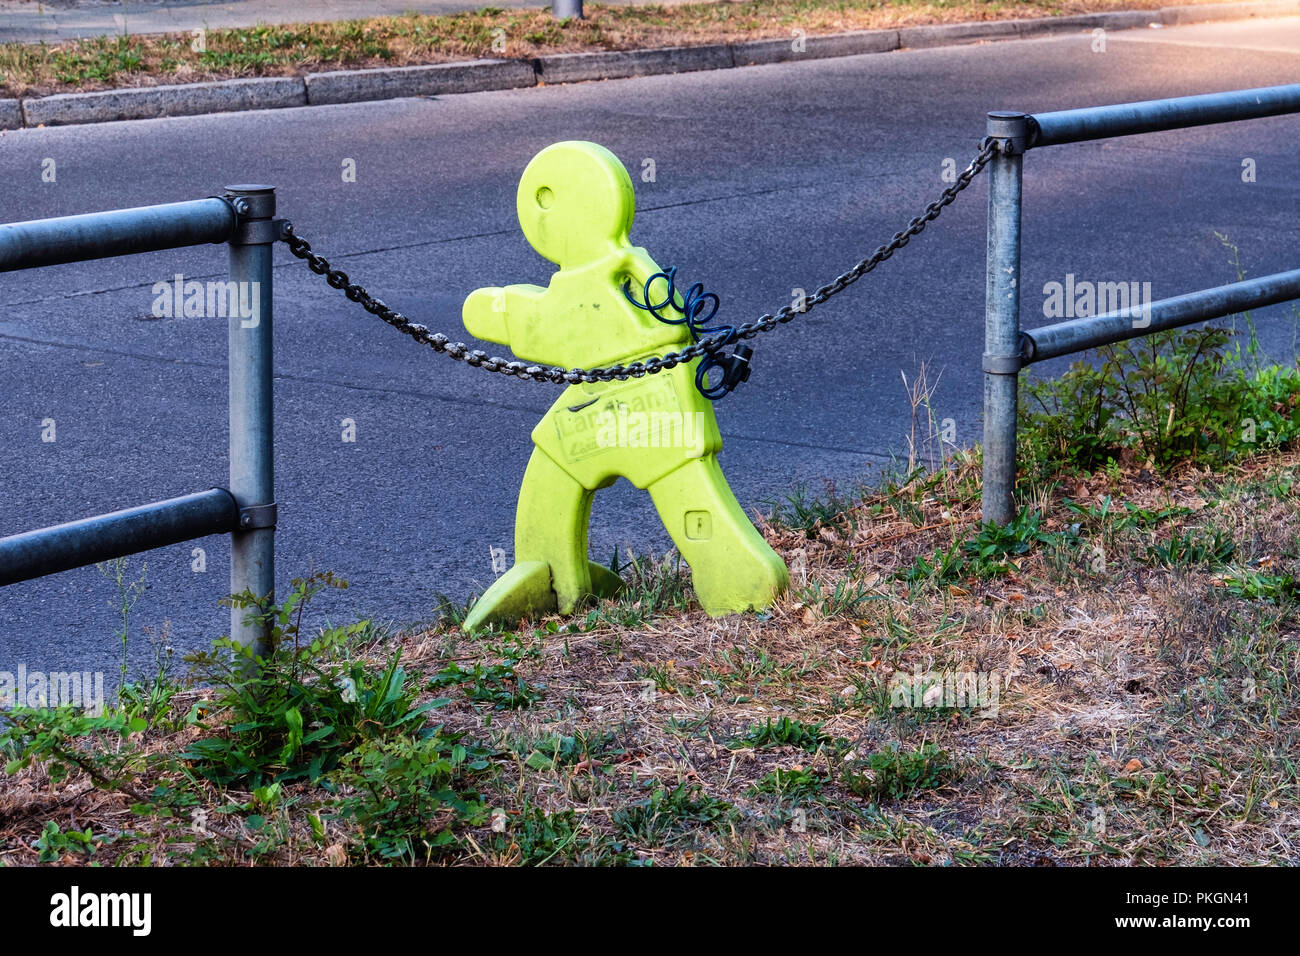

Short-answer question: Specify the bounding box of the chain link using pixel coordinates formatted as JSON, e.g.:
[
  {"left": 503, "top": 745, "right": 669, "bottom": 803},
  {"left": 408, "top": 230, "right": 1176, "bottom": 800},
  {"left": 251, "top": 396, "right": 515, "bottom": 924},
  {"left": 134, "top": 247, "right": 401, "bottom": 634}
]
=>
[{"left": 280, "top": 138, "right": 998, "bottom": 387}]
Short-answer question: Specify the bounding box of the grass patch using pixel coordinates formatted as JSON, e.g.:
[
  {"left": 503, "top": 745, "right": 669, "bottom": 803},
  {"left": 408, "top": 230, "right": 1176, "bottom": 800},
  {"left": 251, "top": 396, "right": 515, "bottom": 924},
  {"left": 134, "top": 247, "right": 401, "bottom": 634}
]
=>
[
  {"left": 0, "top": 0, "right": 1234, "bottom": 97},
  {"left": 730, "top": 716, "right": 834, "bottom": 752},
  {"left": 843, "top": 742, "right": 959, "bottom": 801},
  {"left": 6, "top": 441, "right": 1300, "bottom": 864}
]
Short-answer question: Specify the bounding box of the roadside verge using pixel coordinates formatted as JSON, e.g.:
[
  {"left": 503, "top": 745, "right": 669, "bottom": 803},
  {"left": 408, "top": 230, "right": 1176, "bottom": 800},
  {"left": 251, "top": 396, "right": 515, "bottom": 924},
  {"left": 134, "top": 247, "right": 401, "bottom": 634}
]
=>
[{"left": 3, "top": 2, "right": 1298, "bottom": 131}]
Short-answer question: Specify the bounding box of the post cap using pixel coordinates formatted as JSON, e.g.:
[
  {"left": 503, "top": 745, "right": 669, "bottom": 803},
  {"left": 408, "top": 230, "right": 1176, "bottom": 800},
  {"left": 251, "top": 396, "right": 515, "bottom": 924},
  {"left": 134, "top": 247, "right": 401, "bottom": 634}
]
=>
[
  {"left": 986, "top": 111, "right": 1030, "bottom": 153},
  {"left": 224, "top": 185, "right": 276, "bottom": 219}
]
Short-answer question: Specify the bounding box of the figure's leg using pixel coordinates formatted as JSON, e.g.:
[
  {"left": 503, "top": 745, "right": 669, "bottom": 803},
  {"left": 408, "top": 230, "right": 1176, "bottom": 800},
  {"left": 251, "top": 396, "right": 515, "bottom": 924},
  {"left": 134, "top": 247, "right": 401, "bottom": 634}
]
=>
[
  {"left": 515, "top": 451, "right": 624, "bottom": 607},
  {"left": 515, "top": 448, "right": 594, "bottom": 612},
  {"left": 646, "top": 456, "right": 788, "bottom": 615},
  {"left": 463, "top": 448, "right": 621, "bottom": 632}
]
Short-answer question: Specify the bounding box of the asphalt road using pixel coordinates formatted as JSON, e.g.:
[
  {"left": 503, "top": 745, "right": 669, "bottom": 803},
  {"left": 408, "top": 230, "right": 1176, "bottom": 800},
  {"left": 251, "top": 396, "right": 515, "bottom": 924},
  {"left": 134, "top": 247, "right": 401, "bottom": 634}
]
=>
[{"left": 2, "top": 18, "right": 1298, "bottom": 684}]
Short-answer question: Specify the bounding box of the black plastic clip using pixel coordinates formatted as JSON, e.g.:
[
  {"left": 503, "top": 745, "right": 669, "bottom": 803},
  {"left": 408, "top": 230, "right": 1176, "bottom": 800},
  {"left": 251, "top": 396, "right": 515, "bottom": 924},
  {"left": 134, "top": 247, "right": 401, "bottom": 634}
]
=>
[{"left": 697, "top": 343, "right": 754, "bottom": 401}]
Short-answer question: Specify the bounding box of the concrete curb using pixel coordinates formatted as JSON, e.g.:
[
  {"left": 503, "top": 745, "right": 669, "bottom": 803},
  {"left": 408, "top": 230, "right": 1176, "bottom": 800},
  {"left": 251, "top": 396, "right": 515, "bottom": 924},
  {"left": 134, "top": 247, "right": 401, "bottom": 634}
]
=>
[
  {"left": 1162, "top": 0, "right": 1297, "bottom": 21},
  {"left": 538, "top": 44, "right": 734, "bottom": 84},
  {"left": 19, "top": 76, "right": 305, "bottom": 127},
  {"left": 1, "top": 98, "right": 22, "bottom": 130},
  {"left": 899, "top": 20, "right": 1022, "bottom": 49},
  {"left": 732, "top": 30, "right": 900, "bottom": 66},
  {"left": 4, "top": 2, "right": 1299, "bottom": 130},
  {"left": 306, "top": 57, "right": 535, "bottom": 105},
  {"left": 1008, "top": 11, "right": 1155, "bottom": 38}
]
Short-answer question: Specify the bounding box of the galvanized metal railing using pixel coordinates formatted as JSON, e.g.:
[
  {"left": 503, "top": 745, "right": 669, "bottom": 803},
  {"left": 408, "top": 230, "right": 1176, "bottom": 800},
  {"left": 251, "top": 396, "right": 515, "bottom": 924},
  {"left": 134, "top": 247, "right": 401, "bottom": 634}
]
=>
[
  {"left": 0, "top": 187, "right": 279, "bottom": 653},
  {"left": 981, "top": 83, "right": 1300, "bottom": 524}
]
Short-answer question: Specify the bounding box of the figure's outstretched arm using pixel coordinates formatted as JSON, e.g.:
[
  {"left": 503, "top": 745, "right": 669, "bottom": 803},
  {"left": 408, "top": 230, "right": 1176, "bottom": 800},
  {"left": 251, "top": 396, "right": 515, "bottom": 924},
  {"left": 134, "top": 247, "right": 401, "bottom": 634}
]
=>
[{"left": 462, "top": 283, "right": 546, "bottom": 348}]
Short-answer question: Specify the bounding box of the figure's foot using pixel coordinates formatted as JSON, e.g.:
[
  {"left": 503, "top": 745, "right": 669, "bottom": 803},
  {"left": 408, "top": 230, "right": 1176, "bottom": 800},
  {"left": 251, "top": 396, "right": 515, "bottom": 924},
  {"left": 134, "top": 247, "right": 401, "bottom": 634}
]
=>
[
  {"left": 461, "top": 559, "right": 626, "bottom": 632},
  {"left": 697, "top": 549, "right": 788, "bottom": 615},
  {"left": 587, "top": 560, "right": 625, "bottom": 602},
  {"left": 462, "top": 561, "right": 554, "bottom": 633}
]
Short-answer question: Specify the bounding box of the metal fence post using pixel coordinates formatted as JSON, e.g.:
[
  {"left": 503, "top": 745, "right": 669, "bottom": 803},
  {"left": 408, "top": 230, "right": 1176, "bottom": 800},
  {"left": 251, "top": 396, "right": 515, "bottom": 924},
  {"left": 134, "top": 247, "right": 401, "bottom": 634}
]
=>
[
  {"left": 553, "top": 1, "right": 583, "bottom": 18},
  {"left": 225, "top": 185, "right": 276, "bottom": 656},
  {"left": 982, "top": 113, "right": 1027, "bottom": 526}
]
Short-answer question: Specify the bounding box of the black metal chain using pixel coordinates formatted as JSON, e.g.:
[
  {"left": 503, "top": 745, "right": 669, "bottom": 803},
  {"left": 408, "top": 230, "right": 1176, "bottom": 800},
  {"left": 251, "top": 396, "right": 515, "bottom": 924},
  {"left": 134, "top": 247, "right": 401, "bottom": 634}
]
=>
[{"left": 280, "top": 138, "right": 998, "bottom": 387}]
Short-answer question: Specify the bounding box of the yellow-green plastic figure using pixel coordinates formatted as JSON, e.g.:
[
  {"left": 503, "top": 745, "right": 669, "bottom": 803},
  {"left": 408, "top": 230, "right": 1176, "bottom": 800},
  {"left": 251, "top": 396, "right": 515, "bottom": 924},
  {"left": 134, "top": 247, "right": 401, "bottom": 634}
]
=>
[{"left": 460, "top": 141, "right": 787, "bottom": 632}]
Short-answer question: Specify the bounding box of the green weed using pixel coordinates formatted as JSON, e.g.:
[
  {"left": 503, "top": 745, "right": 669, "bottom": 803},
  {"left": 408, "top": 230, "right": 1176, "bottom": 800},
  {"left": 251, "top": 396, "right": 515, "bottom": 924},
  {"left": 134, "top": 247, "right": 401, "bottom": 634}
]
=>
[{"left": 843, "top": 743, "right": 958, "bottom": 801}]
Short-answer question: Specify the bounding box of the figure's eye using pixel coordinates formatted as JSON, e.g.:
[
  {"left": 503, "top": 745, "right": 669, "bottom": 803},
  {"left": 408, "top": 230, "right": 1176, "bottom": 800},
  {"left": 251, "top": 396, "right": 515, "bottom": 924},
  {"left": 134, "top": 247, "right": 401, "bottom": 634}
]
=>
[{"left": 535, "top": 187, "right": 554, "bottom": 210}]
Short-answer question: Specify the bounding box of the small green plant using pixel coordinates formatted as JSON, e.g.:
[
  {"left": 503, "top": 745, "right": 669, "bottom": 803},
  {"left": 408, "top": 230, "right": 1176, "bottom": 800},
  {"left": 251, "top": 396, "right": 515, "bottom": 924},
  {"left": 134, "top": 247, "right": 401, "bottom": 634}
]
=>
[
  {"left": 516, "top": 728, "right": 619, "bottom": 771},
  {"left": 1220, "top": 568, "right": 1300, "bottom": 603},
  {"left": 795, "top": 576, "right": 883, "bottom": 618},
  {"left": 1234, "top": 363, "right": 1300, "bottom": 449},
  {"left": 843, "top": 742, "right": 958, "bottom": 801},
  {"left": 1019, "top": 355, "right": 1124, "bottom": 475},
  {"left": 763, "top": 481, "right": 862, "bottom": 537},
  {"left": 1142, "top": 528, "right": 1235, "bottom": 569},
  {"left": 902, "top": 542, "right": 967, "bottom": 582},
  {"left": 492, "top": 806, "right": 580, "bottom": 865},
  {"left": 117, "top": 630, "right": 181, "bottom": 730},
  {"left": 428, "top": 657, "right": 540, "bottom": 710},
  {"left": 1063, "top": 496, "right": 1191, "bottom": 532},
  {"left": 95, "top": 555, "right": 148, "bottom": 700},
  {"left": 432, "top": 591, "right": 474, "bottom": 627},
  {"left": 332, "top": 731, "right": 492, "bottom": 862},
  {"left": 1019, "top": 241, "right": 1300, "bottom": 483},
  {"left": 905, "top": 510, "right": 1060, "bottom": 583},
  {"left": 634, "top": 661, "right": 679, "bottom": 694},
  {"left": 1020, "top": 326, "right": 1243, "bottom": 474},
  {"left": 749, "top": 767, "right": 825, "bottom": 800},
  {"left": 963, "top": 511, "right": 1059, "bottom": 572},
  {"left": 612, "top": 783, "right": 731, "bottom": 845},
  {"left": 2, "top": 705, "right": 145, "bottom": 790},
  {"left": 492, "top": 805, "right": 640, "bottom": 866},
  {"left": 589, "top": 552, "right": 693, "bottom": 628},
  {"left": 34, "top": 821, "right": 104, "bottom": 863},
  {"left": 730, "top": 717, "right": 832, "bottom": 753},
  {"left": 664, "top": 715, "right": 710, "bottom": 737},
  {"left": 183, "top": 573, "right": 442, "bottom": 786},
  {"left": 484, "top": 629, "right": 544, "bottom": 663},
  {"left": 1103, "top": 457, "right": 1123, "bottom": 485}
]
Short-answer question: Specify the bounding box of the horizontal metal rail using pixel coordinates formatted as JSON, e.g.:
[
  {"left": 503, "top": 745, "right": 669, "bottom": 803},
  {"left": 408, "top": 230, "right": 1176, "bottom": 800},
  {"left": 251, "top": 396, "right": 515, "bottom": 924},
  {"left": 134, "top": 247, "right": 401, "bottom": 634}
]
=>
[
  {"left": 0, "top": 198, "right": 236, "bottom": 273},
  {"left": 1021, "top": 268, "right": 1300, "bottom": 365},
  {"left": 1028, "top": 83, "right": 1300, "bottom": 149},
  {"left": 0, "top": 489, "right": 239, "bottom": 587}
]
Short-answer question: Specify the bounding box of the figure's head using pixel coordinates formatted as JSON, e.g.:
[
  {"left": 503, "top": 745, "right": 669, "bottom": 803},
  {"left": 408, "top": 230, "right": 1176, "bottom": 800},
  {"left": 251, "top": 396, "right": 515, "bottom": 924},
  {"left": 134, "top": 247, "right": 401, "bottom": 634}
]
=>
[{"left": 516, "top": 141, "right": 636, "bottom": 269}]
